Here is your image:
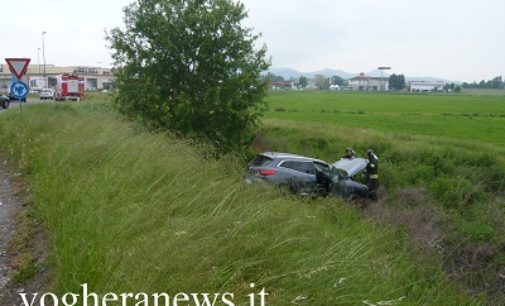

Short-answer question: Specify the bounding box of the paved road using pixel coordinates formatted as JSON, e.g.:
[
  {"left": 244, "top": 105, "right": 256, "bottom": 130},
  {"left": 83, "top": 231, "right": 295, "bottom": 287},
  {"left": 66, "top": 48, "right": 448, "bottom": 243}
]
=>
[
  {"left": 0, "top": 100, "right": 42, "bottom": 113},
  {"left": 0, "top": 159, "right": 21, "bottom": 305}
]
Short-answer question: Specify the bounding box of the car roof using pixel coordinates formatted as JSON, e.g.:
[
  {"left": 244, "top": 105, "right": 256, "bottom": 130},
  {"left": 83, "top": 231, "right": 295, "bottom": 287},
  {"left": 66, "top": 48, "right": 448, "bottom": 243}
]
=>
[{"left": 260, "top": 152, "right": 327, "bottom": 164}]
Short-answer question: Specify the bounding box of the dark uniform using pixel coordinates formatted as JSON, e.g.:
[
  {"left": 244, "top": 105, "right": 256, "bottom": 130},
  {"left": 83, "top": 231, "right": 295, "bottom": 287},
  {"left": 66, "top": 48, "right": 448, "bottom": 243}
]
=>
[{"left": 366, "top": 149, "right": 379, "bottom": 200}]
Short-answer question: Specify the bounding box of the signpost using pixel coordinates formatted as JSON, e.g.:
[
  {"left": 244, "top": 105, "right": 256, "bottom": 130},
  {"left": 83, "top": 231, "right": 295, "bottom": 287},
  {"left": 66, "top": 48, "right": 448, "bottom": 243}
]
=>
[{"left": 5, "top": 58, "right": 31, "bottom": 111}]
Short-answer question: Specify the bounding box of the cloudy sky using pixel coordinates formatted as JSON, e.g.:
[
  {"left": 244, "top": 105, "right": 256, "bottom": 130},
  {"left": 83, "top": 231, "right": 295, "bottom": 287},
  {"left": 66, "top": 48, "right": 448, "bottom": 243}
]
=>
[{"left": 1, "top": 0, "right": 504, "bottom": 82}]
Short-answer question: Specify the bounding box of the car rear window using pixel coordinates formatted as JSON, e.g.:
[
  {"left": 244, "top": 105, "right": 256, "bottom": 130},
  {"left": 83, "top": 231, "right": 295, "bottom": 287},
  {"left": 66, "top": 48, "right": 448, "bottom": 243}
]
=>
[
  {"left": 251, "top": 154, "right": 273, "bottom": 167},
  {"left": 281, "top": 161, "right": 316, "bottom": 174}
]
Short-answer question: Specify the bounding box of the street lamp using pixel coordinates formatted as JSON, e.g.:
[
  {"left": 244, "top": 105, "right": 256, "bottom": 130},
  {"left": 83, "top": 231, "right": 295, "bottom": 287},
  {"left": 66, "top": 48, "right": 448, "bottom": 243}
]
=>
[
  {"left": 37, "top": 48, "right": 41, "bottom": 75},
  {"left": 41, "top": 31, "right": 47, "bottom": 77}
]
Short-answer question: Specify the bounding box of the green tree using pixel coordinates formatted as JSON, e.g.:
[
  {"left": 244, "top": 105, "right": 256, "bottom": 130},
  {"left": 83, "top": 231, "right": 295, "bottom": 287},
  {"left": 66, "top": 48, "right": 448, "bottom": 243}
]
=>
[
  {"left": 314, "top": 74, "right": 329, "bottom": 90},
  {"left": 264, "top": 73, "right": 285, "bottom": 82},
  {"left": 389, "top": 74, "right": 405, "bottom": 90},
  {"left": 330, "top": 75, "right": 344, "bottom": 86},
  {"left": 489, "top": 76, "right": 503, "bottom": 89},
  {"left": 107, "top": 0, "right": 270, "bottom": 154},
  {"left": 298, "top": 76, "right": 308, "bottom": 88}
]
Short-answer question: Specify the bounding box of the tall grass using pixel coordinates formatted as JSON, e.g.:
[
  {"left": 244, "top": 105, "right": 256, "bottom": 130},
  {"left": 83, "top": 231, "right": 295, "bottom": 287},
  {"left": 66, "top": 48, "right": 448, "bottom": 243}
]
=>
[
  {"left": 260, "top": 91, "right": 505, "bottom": 303},
  {"left": 0, "top": 102, "right": 483, "bottom": 305},
  {"left": 261, "top": 92, "right": 505, "bottom": 244}
]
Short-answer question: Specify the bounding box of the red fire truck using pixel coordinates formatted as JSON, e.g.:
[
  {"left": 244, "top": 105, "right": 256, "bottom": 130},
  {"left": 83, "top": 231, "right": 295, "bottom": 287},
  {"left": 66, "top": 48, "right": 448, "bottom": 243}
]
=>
[{"left": 55, "top": 74, "right": 85, "bottom": 101}]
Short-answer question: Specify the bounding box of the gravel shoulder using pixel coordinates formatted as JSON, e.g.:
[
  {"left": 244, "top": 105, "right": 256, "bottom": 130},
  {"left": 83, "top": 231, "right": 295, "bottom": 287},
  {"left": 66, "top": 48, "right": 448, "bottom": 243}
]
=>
[{"left": 0, "top": 158, "right": 21, "bottom": 305}]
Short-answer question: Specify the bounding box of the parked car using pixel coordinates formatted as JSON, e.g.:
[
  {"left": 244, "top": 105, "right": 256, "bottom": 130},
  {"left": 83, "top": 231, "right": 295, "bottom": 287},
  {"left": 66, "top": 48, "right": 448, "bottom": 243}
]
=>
[
  {"left": 39, "top": 88, "right": 56, "bottom": 100},
  {"left": 0, "top": 95, "right": 9, "bottom": 109},
  {"left": 244, "top": 152, "right": 369, "bottom": 198}
]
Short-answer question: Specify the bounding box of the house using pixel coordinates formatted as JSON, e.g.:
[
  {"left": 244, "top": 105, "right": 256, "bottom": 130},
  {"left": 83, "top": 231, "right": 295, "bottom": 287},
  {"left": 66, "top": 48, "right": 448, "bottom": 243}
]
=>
[
  {"left": 270, "top": 81, "right": 295, "bottom": 90},
  {"left": 347, "top": 73, "right": 389, "bottom": 91}
]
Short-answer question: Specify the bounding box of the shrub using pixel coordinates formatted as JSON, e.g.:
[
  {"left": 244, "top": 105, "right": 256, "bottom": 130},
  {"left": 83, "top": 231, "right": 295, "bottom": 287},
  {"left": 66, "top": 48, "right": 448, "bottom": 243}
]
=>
[{"left": 429, "top": 176, "right": 473, "bottom": 210}]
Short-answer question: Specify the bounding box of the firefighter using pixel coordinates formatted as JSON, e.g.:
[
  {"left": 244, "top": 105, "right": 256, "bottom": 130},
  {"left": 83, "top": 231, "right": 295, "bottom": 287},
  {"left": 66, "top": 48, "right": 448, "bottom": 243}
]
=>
[
  {"left": 342, "top": 147, "right": 356, "bottom": 159},
  {"left": 366, "top": 149, "right": 379, "bottom": 200}
]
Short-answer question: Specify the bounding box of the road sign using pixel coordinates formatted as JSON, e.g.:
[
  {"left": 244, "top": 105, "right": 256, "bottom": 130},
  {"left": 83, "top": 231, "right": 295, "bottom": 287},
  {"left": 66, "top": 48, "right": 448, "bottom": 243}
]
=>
[
  {"left": 10, "top": 81, "right": 29, "bottom": 99},
  {"left": 5, "top": 58, "right": 31, "bottom": 80}
]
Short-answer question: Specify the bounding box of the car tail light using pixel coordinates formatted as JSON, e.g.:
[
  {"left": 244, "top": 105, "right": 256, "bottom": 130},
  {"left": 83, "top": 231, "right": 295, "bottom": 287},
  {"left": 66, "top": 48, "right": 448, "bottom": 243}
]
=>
[{"left": 258, "top": 169, "right": 277, "bottom": 177}]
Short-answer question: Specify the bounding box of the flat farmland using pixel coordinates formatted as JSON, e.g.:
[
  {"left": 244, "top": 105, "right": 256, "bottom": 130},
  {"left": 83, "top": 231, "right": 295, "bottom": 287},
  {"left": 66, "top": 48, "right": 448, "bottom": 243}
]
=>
[{"left": 263, "top": 91, "right": 505, "bottom": 145}]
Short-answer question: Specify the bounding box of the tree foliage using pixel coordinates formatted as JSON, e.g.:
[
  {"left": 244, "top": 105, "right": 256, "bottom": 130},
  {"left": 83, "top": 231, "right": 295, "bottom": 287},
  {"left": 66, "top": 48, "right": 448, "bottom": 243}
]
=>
[
  {"left": 330, "top": 75, "right": 345, "bottom": 86},
  {"left": 298, "top": 76, "right": 308, "bottom": 88},
  {"left": 314, "top": 74, "right": 329, "bottom": 90},
  {"left": 389, "top": 73, "right": 406, "bottom": 90},
  {"left": 463, "top": 76, "right": 504, "bottom": 89},
  {"left": 264, "top": 72, "right": 285, "bottom": 83},
  {"left": 107, "top": 0, "right": 270, "bottom": 153}
]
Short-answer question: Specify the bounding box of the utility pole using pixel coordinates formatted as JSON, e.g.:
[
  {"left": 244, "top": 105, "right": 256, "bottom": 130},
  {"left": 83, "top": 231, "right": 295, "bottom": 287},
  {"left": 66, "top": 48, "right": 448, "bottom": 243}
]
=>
[
  {"left": 37, "top": 48, "right": 41, "bottom": 75},
  {"left": 42, "top": 31, "right": 47, "bottom": 77}
]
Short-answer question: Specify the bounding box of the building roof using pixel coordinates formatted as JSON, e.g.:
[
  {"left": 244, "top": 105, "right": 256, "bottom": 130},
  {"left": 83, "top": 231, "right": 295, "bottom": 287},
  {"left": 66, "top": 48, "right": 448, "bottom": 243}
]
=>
[
  {"left": 349, "top": 72, "right": 388, "bottom": 81},
  {"left": 0, "top": 64, "right": 113, "bottom": 76}
]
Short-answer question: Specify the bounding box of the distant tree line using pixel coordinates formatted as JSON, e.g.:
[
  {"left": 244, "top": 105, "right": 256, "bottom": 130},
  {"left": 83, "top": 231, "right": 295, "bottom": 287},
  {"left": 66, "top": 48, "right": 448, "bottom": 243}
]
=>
[
  {"left": 264, "top": 73, "right": 286, "bottom": 82},
  {"left": 264, "top": 73, "right": 348, "bottom": 90},
  {"left": 443, "top": 83, "right": 462, "bottom": 93},
  {"left": 462, "top": 76, "right": 504, "bottom": 89}
]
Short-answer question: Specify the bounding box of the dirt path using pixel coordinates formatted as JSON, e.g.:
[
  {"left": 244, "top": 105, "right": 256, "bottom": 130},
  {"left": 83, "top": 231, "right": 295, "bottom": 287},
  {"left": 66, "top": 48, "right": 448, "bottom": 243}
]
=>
[{"left": 0, "top": 159, "right": 20, "bottom": 305}]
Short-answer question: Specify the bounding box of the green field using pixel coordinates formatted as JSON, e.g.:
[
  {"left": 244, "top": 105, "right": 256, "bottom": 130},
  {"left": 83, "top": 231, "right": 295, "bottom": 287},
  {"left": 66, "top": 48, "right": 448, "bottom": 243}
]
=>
[
  {"left": 255, "top": 91, "right": 505, "bottom": 303},
  {"left": 263, "top": 91, "right": 505, "bottom": 145},
  {"left": 0, "top": 100, "right": 490, "bottom": 305}
]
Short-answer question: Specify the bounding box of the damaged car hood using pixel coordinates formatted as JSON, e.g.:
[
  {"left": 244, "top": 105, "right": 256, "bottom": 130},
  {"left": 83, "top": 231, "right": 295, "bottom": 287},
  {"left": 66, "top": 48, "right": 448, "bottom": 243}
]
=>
[{"left": 332, "top": 158, "right": 368, "bottom": 177}]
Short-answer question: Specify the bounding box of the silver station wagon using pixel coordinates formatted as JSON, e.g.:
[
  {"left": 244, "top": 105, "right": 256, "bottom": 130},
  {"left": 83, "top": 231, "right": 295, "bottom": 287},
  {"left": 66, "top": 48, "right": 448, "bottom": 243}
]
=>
[{"left": 245, "top": 152, "right": 369, "bottom": 198}]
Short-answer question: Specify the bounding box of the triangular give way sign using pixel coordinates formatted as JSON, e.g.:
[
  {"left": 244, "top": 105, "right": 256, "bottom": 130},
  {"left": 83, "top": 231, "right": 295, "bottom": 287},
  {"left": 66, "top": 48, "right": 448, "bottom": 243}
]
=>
[{"left": 5, "top": 58, "right": 31, "bottom": 80}]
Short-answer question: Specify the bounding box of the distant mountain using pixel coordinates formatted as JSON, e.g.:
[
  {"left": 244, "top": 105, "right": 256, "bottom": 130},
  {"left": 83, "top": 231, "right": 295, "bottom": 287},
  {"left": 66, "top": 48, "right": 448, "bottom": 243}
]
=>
[
  {"left": 268, "top": 67, "right": 354, "bottom": 80},
  {"left": 267, "top": 67, "right": 304, "bottom": 79},
  {"left": 267, "top": 67, "right": 461, "bottom": 83},
  {"left": 405, "top": 76, "right": 461, "bottom": 84},
  {"left": 305, "top": 69, "right": 355, "bottom": 79}
]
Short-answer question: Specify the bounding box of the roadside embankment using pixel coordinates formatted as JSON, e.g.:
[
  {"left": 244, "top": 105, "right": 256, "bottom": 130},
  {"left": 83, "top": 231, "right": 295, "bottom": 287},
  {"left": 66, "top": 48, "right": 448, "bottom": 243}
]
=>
[{"left": 0, "top": 101, "right": 483, "bottom": 305}]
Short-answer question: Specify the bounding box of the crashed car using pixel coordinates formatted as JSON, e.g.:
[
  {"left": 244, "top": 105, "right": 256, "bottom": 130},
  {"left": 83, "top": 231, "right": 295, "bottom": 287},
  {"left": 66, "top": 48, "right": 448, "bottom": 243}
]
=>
[{"left": 245, "top": 152, "right": 368, "bottom": 198}]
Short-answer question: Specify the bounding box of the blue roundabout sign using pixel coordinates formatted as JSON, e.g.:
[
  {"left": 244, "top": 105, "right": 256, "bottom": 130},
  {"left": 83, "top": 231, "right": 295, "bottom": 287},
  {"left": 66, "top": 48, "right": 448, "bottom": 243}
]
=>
[{"left": 10, "top": 81, "right": 29, "bottom": 100}]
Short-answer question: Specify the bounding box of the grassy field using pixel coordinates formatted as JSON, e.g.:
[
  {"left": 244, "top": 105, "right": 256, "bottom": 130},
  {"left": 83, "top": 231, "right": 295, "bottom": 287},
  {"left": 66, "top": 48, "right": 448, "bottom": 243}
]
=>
[
  {"left": 462, "top": 88, "right": 505, "bottom": 96},
  {"left": 0, "top": 100, "right": 486, "bottom": 305},
  {"left": 257, "top": 91, "right": 505, "bottom": 303},
  {"left": 263, "top": 91, "right": 505, "bottom": 145}
]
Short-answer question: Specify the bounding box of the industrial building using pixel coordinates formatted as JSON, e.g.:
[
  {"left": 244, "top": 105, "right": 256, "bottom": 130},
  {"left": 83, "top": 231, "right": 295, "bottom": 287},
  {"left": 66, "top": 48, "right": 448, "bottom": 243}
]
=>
[
  {"left": 408, "top": 81, "right": 446, "bottom": 92},
  {"left": 0, "top": 64, "right": 115, "bottom": 93},
  {"left": 347, "top": 73, "right": 389, "bottom": 91}
]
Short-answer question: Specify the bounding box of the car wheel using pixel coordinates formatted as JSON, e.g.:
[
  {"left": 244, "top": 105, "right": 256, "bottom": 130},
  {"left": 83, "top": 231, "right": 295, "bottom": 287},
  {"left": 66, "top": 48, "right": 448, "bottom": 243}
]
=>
[
  {"left": 346, "top": 192, "right": 358, "bottom": 202},
  {"left": 287, "top": 177, "right": 304, "bottom": 195},
  {"left": 2, "top": 100, "right": 9, "bottom": 109},
  {"left": 278, "top": 182, "right": 291, "bottom": 196}
]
